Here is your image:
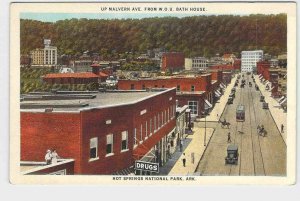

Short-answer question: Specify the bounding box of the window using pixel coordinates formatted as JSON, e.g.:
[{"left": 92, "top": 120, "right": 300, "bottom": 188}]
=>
[
  {"left": 162, "top": 85, "right": 165, "bottom": 88},
  {"left": 131, "top": 84, "right": 135, "bottom": 90},
  {"left": 165, "top": 110, "right": 167, "bottom": 123},
  {"left": 106, "top": 134, "right": 113, "bottom": 155},
  {"left": 167, "top": 108, "right": 170, "bottom": 121},
  {"left": 140, "top": 124, "right": 143, "bottom": 142},
  {"left": 134, "top": 128, "right": 137, "bottom": 146},
  {"left": 121, "top": 131, "right": 128, "bottom": 151},
  {"left": 188, "top": 101, "right": 198, "bottom": 115},
  {"left": 150, "top": 118, "right": 152, "bottom": 135},
  {"left": 176, "top": 85, "right": 180, "bottom": 91},
  {"left": 142, "top": 84, "right": 145, "bottom": 90},
  {"left": 154, "top": 116, "right": 156, "bottom": 131},
  {"left": 158, "top": 114, "right": 160, "bottom": 128},
  {"left": 191, "top": 85, "right": 195, "bottom": 92},
  {"left": 161, "top": 112, "right": 164, "bottom": 125},
  {"left": 155, "top": 85, "right": 158, "bottom": 88},
  {"left": 90, "top": 137, "right": 98, "bottom": 159},
  {"left": 145, "top": 121, "right": 148, "bottom": 138}
]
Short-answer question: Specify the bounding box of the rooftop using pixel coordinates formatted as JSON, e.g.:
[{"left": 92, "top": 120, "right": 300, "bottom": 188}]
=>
[
  {"left": 43, "top": 72, "right": 108, "bottom": 79},
  {"left": 20, "top": 89, "right": 174, "bottom": 112}
]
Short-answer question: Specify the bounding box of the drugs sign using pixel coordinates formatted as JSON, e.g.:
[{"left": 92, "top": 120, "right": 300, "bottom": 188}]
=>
[{"left": 135, "top": 161, "right": 159, "bottom": 173}]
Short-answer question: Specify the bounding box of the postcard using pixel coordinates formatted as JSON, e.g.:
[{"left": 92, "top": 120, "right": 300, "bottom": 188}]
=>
[{"left": 10, "top": 1, "right": 296, "bottom": 185}]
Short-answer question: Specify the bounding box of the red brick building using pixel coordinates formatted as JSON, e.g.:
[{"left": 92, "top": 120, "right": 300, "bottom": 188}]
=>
[
  {"left": 257, "top": 61, "right": 280, "bottom": 96},
  {"left": 117, "top": 73, "right": 225, "bottom": 117},
  {"left": 21, "top": 89, "right": 176, "bottom": 175},
  {"left": 42, "top": 63, "right": 108, "bottom": 84},
  {"left": 161, "top": 52, "right": 184, "bottom": 72}
]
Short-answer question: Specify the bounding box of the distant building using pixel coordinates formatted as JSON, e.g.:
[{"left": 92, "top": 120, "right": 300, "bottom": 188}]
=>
[
  {"left": 161, "top": 52, "right": 185, "bottom": 72},
  {"left": 30, "top": 39, "right": 58, "bottom": 66},
  {"left": 222, "top": 53, "right": 236, "bottom": 64},
  {"left": 241, "top": 50, "right": 263, "bottom": 72},
  {"left": 191, "top": 57, "right": 208, "bottom": 71},
  {"left": 184, "top": 58, "right": 192, "bottom": 70}
]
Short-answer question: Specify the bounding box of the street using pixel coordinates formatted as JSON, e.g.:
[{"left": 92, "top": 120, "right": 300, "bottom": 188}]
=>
[{"left": 196, "top": 73, "right": 286, "bottom": 176}]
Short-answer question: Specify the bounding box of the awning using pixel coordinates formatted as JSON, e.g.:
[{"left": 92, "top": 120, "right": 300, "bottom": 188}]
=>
[
  {"left": 216, "top": 89, "right": 222, "bottom": 95},
  {"left": 258, "top": 74, "right": 262, "bottom": 78},
  {"left": 204, "top": 99, "right": 213, "bottom": 109},
  {"left": 279, "top": 98, "right": 287, "bottom": 105},
  {"left": 278, "top": 96, "right": 285, "bottom": 103},
  {"left": 214, "top": 91, "right": 221, "bottom": 97},
  {"left": 216, "top": 90, "right": 222, "bottom": 96},
  {"left": 221, "top": 83, "right": 226, "bottom": 88},
  {"left": 219, "top": 84, "right": 225, "bottom": 89},
  {"left": 269, "top": 86, "right": 274, "bottom": 91}
]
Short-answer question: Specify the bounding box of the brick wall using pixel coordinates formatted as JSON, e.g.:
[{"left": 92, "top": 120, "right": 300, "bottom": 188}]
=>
[
  {"left": 21, "top": 112, "right": 82, "bottom": 173},
  {"left": 161, "top": 53, "right": 184, "bottom": 71}
]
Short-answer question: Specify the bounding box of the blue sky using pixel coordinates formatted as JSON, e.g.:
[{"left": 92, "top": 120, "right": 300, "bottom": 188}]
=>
[{"left": 20, "top": 12, "right": 211, "bottom": 22}]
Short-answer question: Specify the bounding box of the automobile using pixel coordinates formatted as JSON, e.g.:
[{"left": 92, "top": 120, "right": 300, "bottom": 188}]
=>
[
  {"left": 231, "top": 88, "right": 236, "bottom": 93},
  {"left": 260, "top": 96, "right": 265, "bottom": 102},
  {"left": 227, "top": 97, "right": 233, "bottom": 105},
  {"left": 225, "top": 144, "right": 239, "bottom": 165},
  {"left": 229, "top": 92, "right": 235, "bottom": 98},
  {"left": 262, "top": 102, "right": 269, "bottom": 109}
]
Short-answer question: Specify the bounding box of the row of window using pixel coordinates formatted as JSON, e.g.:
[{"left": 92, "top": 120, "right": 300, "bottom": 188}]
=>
[{"left": 89, "top": 104, "right": 176, "bottom": 161}]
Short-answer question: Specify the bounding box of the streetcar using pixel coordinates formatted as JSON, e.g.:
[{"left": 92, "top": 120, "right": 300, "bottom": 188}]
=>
[{"left": 236, "top": 105, "right": 245, "bottom": 122}]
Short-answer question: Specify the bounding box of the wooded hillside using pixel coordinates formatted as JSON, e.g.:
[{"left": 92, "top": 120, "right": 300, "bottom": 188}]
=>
[{"left": 20, "top": 14, "right": 287, "bottom": 57}]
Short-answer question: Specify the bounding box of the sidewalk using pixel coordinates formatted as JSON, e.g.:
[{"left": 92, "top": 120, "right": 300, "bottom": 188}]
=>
[
  {"left": 254, "top": 75, "right": 287, "bottom": 144},
  {"left": 199, "top": 75, "right": 238, "bottom": 122},
  {"left": 168, "top": 127, "right": 214, "bottom": 176}
]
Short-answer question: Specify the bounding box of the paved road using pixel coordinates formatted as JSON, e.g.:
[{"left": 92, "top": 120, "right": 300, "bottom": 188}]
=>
[{"left": 195, "top": 73, "right": 286, "bottom": 176}]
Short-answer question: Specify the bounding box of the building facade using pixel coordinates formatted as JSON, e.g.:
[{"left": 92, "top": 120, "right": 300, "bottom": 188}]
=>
[
  {"left": 241, "top": 50, "right": 263, "bottom": 72},
  {"left": 30, "top": 39, "right": 58, "bottom": 66},
  {"left": 161, "top": 52, "right": 185, "bottom": 72},
  {"left": 21, "top": 89, "right": 177, "bottom": 175},
  {"left": 117, "top": 74, "right": 223, "bottom": 118},
  {"left": 191, "top": 57, "right": 208, "bottom": 71}
]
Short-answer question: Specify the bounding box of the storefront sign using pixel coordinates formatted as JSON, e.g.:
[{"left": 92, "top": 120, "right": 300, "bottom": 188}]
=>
[{"left": 135, "top": 161, "right": 159, "bottom": 173}]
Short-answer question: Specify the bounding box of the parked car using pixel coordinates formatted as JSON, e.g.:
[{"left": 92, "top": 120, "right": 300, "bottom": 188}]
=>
[
  {"left": 262, "top": 102, "right": 269, "bottom": 109},
  {"left": 260, "top": 96, "right": 265, "bottom": 102}
]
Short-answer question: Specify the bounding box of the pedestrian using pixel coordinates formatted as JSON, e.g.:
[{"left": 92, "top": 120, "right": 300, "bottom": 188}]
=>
[
  {"left": 182, "top": 153, "right": 186, "bottom": 167},
  {"left": 180, "top": 139, "right": 183, "bottom": 152},
  {"left": 281, "top": 124, "right": 284, "bottom": 133},
  {"left": 227, "top": 132, "right": 231, "bottom": 143},
  {"left": 167, "top": 143, "right": 171, "bottom": 159},
  {"left": 51, "top": 149, "right": 60, "bottom": 164},
  {"left": 45, "top": 149, "right": 52, "bottom": 165}
]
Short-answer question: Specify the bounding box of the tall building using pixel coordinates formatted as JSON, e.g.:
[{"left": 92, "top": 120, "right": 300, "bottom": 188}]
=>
[
  {"left": 30, "top": 48, "right": 44, "bottom": 65},
  {"left": 30, "top": 39, "right": 57, "bottom": 66},
  {"left": 241, "top": 50, "right": 263, "bottom": 72}
]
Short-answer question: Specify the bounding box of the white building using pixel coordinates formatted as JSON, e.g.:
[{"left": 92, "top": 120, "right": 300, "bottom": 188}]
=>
[
  {"left": 192, "top": 57, "right": 208, "bottom": 71},
  {"left": 30, "top": 39, "right": 57, "bottom": 66},
  {"left": 44, "top": 39, "right": 57, "bottom": 65},
  {"left": 184, "top": 58, "right": 192, "bottom": 70},
  {"left": 241, "top": 50, "right": 263, "bottom": 72}
]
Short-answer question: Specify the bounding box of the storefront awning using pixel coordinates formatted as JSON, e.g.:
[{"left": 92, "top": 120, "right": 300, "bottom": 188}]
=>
[
  {"left": 219, "top": 84, "right": 224, "bottom": 89},
  {"left": 279, "top": 98, "right": 287, "bottom": 105},
  {"left": 216, "top": 89, "right": 222, "bottom": 95},
  {"left": 269, "top": 86, "right": 274, "bottom": 91},
  {"left": 204, "top": 99, "right": 213, "bottom": 109},
  {"left": 278, "top": 96, "right": 285, "bottom": 103},
  {"left": 258, "top": 74, "right": 262, "bottom": 78},
  {"left": 220, "top": 83, "right": 226, "bottom": 88},
  {"left": 214, "top": 91, "right": 221, "bottom": 97}
]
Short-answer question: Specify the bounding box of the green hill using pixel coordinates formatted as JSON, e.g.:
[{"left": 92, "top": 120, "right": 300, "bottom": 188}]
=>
[{"left": 20, "top": 14, "right": 287, "bottom": 58}]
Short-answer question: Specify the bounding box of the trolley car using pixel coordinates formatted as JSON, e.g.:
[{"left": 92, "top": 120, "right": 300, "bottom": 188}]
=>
[{"left": 236, "top": 105, "right": 245, "bottom": 122}]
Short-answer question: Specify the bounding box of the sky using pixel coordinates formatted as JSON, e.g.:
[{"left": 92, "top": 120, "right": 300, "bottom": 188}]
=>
[
  {"left": 20, "top": 12, "right": 234, "bottom": 22},
  {"left": 21, "top": 13, "right": 201, "bottom": 22}
]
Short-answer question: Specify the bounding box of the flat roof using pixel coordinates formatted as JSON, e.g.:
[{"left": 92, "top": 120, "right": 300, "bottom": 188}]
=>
[{"left": 20, "top": 89, "right": 174, "bottom": 112}]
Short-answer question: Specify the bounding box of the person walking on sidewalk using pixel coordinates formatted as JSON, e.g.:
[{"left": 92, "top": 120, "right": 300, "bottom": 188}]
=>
[
  {"left": 180, "top": 139, "right": 183, "bottom": 152},
  {"left": 281, "top": 124, "right": 284, "bottom": 133},
  {"left": 227, "top": 132, "right": 231, "bottom": 143},
  {"left": 182, "top": 153, "right": 186, "bottom": 167}
]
